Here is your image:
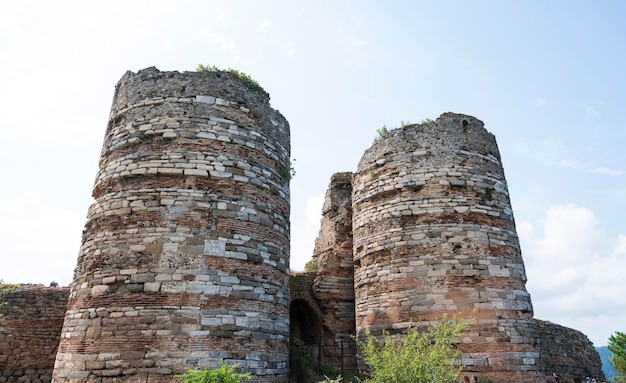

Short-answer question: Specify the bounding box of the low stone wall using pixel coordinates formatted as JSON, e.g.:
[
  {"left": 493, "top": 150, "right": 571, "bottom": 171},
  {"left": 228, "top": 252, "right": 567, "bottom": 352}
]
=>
[
  {"left": 0, "top": 284, "right": 69, "bottom": 383},
  {"left": 535, "top": 320, "right": 605, "bottom": 383}
]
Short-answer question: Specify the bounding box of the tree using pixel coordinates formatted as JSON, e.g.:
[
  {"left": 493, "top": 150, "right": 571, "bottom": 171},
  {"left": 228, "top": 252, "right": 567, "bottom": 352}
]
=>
[
  {"left": 357, "top": 314, "right": 471, "bottom": 383},
  {"left": 0, "top": 279, "right": 18, "bottom": 317},
  {"left": 608, "top": 331, "right": 626, "bottom": 383},
  {"left": 175, "top": 363, "right": 251, "bottom": 383}
]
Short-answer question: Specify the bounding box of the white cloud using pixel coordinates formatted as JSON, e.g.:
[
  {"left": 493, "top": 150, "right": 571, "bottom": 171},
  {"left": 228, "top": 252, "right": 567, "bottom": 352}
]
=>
[
  {"left": 349, "top": 16, "right": 364, "bottom": 26},
  {"left": 517, "top": 140, "right": 623, "bottom": 176},
  {"left": 290, "top": 193, "right": 324, "bottom": 272},
  {"left": 582, "top": 102, "right": 603, "bottom": 118},
  {"left": 614, "top": 234, "right": 626, "bottom": 254},
  {"left": 253, "top": 18, "right": 295, "bottom": 59},
  {"left": 531, "top": 97, "right": 547, "bottom": 108},
  {"left": 590, "top": 167, "right": 624, "bottom": 176},
  {"left": 0, "top": 193, "right": 84, "bottom": 287},
  {"left": 522, "top": 204, "right": 626, "bottom": 345},
  {"left": 198, "top": 27, "right": 237, "bottom": 51},
  {"left": 348, "top": 38, "right": 368, "bottom": 47},
  {"left": 516, "top": 220, "right": 534, "bottom": 245},
  {"left": 0, "top": 2, "right": 25, "bottom": 38},
  {"left": 257, "top": 18, "right": 271, "bottom": 33}
]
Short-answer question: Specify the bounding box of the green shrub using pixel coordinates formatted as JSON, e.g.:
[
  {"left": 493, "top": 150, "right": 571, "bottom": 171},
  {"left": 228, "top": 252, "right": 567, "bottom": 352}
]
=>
[
  {"left": 175, "top": 363, "right": 251, "bottom": 383},
  {"left": 196, "top": 64, "right": 264, "bottom": 92},
  {"left": 373, "top": 125, "right": 388, "bottom": 143},
  {"left": 290, "top": 338, "right": 317, "bottom": 383},
  {"left": 357, "top": 314, "right": 471, "bottom": 383},
  {"left": 278, "top": 158, "right": 296, "bottom": 181},
  {"left": 304, "top": 260, "right": 318, "bottom": 272},
  {"left": 0, "top": 280, "right": 18, "bottom": 316}
]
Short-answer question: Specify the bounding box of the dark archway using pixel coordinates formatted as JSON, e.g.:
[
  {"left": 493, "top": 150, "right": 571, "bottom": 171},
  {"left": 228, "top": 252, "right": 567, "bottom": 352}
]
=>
[
  {"left": 290, "top": 298, "right": 322, "bottom": 382},
  {"left": 290, "top": 298, "right": 321, "bottom": 345}
]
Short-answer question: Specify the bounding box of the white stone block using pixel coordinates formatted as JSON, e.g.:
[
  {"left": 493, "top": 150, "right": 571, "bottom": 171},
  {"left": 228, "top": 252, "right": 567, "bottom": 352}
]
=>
[
  {"left": 196, "top": 95, "right": 215, "bottom": 104},
  {"left": 91, "top": 285, "right": 109, "bottom": 296},
  {"left": 204, "top": 240, "right": 226, "bottom": 256},
  {"left": 184, "top": 168, "right": 209, "bottom": 177}
]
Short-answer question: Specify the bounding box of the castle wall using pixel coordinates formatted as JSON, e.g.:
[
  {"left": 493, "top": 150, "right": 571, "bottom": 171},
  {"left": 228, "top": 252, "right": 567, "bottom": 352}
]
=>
[
  {"left": 310, "top": 172, "right": 357, "bottom": 372},
  {"left": 0, "top": 285, "right": 69, "bottom": 383},
  {"left": 535, "top": 320, "right": 605, "bottom": 383},
  {"left": 351, "top": 113, "right": 542, "bottom": 382},
  {"left": 52, "top": 67, "right": 291, "bottom": 383},
  {"left": 0, "top": 86, "right": 605, "bottom": 383}
]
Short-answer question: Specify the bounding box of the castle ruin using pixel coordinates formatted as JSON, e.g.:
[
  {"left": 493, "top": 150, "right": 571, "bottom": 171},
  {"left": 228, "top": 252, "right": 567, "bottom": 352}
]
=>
[
  {"left": 297, "top": 114, "right": 605, "bottom": 383},
  {"left": 54, "top": 67, "right": 291, "bottom": 383},
  {"left": 0, "top": 67, "right": 605, "bottom": 383}
]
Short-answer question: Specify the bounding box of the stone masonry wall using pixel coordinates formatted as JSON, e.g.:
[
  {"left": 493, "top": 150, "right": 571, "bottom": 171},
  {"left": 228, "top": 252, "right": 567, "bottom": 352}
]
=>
[
  {"left": 52, "top": 67, "right": 291, "bottom": 383},
  {"left": 0, "top": 284, "right": 69, "bottom": 383},
  {"left": 351, "top": 113, "right": 542, "bottom": 382},
  {"left": 535, "top": 320, "right": 605, "bottom": 383},
  {"left": 310, "top": 172, "right": 357, "bottom": 372}
]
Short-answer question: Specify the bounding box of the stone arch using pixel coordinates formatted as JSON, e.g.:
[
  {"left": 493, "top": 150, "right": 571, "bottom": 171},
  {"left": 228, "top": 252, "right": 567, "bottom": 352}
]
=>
[
  {"left": 290, "top": 298, "right": 323, "bottom": 382},
  {"left": 290, "top": 298, "right": 322, "bottom": 348}
]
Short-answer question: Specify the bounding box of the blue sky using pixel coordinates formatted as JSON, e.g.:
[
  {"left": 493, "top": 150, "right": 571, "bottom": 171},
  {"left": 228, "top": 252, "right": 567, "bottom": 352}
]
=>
[{"left": 1, "top": 1, "right": 624, "bottom": 347}]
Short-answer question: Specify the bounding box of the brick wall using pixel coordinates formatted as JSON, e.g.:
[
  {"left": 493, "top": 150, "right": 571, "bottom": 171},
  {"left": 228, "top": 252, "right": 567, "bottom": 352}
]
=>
[{"left": 0, "top": 284, "right": 69, "bottom": 383}]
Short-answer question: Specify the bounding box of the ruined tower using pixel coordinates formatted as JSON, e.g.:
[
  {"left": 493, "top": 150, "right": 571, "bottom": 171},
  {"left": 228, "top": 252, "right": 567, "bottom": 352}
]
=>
[
  {"left": 351, "top": 113, "right": 541, "bottom": 381},
  {"left": 52, "top": 67, "right": 291, "bottom": 383},
  {"left": 310, "top": 172, "right": 357, "bottom": 371}
]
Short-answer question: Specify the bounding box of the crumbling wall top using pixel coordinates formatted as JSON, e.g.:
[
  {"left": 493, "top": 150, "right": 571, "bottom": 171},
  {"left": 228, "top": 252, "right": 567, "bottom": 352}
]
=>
[
  {"left": 113, "top": 66, "right": 271, "bottom": 108},
  {"left": 109, "top": 66, "right": 290, "bottom": 153},
  {"left": 358, "top": 112, "right": 500, "bottom": 171}
]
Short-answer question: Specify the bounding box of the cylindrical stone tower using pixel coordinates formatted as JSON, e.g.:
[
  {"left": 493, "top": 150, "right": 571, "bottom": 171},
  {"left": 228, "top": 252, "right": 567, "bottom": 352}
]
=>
[
  {"left": 352, "top": 113, "right": 541, "bottom": 382},
  {"left": 53, "top": 67, "right": 291, "bottom": 383}
]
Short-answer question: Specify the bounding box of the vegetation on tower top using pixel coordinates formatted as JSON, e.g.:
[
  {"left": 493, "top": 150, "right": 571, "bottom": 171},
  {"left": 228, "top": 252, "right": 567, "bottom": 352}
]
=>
[{"left": 196, "top": 64, "right": 265, "bottom": 93}]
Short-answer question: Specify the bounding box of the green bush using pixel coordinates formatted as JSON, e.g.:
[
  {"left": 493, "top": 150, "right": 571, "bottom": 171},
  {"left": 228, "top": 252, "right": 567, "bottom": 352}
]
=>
[
  {"left": 278, "top": 158, "right": 296, "bottom": 181},
  {"left": 0, "top": 279, "right": 18, "bottom": 316},
  {"left": 373, "top": 125, "right": 388, "bottom": 143},
  {"left": 174, "top": 363, "right": 251, "bottom": 383},
  {"left": 357, "top": 314, "right": 471, "bottom": 383},
  {"left": 304, "top": 260, "right": 318, "bottom": 272},
  {"left": 290, "top": 338, "right": 317, "bottom": 383},
  {"left": 196, "top": 64, "right": 264, "bottom": 92}
]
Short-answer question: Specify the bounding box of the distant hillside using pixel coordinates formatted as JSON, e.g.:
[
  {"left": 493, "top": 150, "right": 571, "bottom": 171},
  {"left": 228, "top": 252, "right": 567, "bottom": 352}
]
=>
[{"left": 596, "top": 346, "right": 617, "bottom": 381}]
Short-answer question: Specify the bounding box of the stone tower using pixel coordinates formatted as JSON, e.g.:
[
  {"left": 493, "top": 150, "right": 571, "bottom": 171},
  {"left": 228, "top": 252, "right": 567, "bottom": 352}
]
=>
[
  {"left": 351, "top": 113, "right": 541, "bottom": 382},
  {"left": 52, "top": 68, "right": 291, "bottom": 383}
]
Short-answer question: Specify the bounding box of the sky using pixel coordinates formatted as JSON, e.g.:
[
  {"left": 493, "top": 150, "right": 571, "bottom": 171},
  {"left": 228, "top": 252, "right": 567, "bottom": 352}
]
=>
[{"left": 0, "top": 1, "right": 624, "bottom": 347}]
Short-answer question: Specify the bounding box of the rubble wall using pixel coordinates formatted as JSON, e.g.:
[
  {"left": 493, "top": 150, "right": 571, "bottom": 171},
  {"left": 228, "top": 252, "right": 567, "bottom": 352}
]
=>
[
  {"left": 310, "top": 172, "right": 357, "bottom": 372},
  {"left": 52, "top": 67, "right": 291, "bottom": 383},
  {"left": 0, "top": 285, "right": 69, "bottom": 383},
  {"left": 535, "top": 320, "right": 605, "bottom": 383}
]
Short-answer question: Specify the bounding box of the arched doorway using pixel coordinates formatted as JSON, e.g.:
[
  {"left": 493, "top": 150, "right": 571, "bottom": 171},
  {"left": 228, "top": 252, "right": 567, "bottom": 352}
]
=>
[{"left": 290, "top": 298, "right": 322, "bottom": 382}]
